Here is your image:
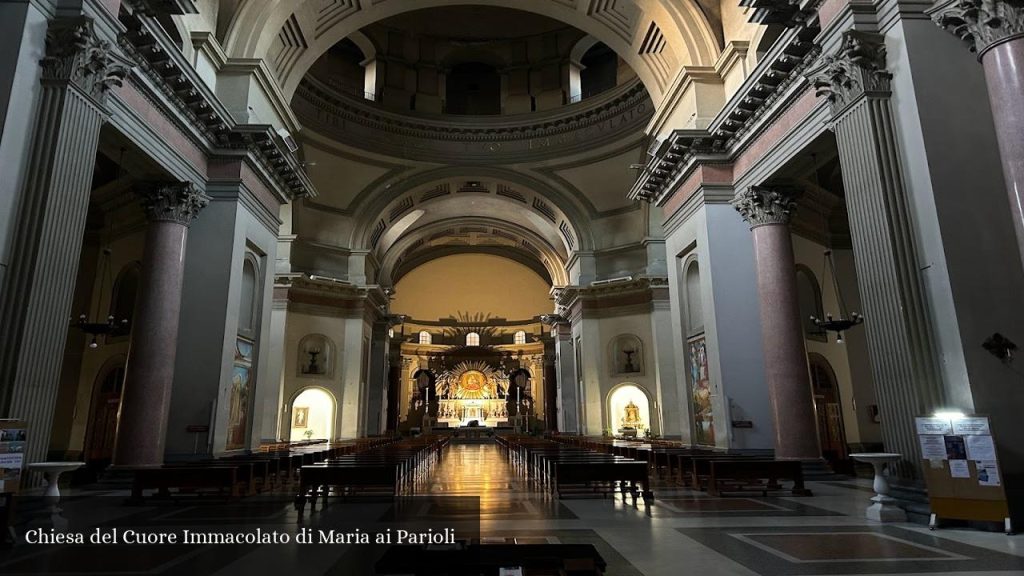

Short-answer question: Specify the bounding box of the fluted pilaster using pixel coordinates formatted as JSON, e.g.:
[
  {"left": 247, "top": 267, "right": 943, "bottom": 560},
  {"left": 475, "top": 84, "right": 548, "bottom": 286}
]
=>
[
  {"left": 0, "top": 16, "right": 128, "bottom": 465},
  {"left": 809, "top": 31, "right": 945, "bottom": 478}
]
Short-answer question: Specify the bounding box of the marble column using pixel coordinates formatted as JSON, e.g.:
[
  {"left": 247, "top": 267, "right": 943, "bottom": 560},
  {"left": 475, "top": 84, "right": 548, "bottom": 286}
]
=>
[
  {"left": 113, "top": 182, "right": 208, "bottom": 467},
  {"left": 809, "top": 31, "right": 945, "bottom": 477},
  {"left": 0, "top": 16, "right": 128, "bottom": 464},
  {"left": 932, "top": 0, "right": 1024, "bottom": 269},
  {"left": 732, "top": 186, "right": 821, "bottom": 460}
]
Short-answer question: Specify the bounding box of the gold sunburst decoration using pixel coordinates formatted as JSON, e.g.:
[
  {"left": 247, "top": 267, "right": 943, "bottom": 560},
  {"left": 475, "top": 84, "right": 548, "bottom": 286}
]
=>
[{"left": 436, "top": 361, "right": 509, "bottom": 400}]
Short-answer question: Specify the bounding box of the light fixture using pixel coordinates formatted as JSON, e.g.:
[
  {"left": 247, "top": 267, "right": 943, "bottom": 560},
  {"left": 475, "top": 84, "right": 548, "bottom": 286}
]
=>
[
  {"left": 810, "top": 249, "right": 863, "bottom": 344},
  {"left": 75, "top": 248, "right": 129, "bottom": 348},
  {"left": 934, "top": 411, "right": 966, "bottom": 421}
]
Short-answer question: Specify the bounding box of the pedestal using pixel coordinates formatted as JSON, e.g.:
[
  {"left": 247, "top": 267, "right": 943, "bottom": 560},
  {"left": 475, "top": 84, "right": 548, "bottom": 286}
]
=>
[
  {"left": 851, "top": 453, "right": 907, "bottom": 522},
  {"left": 26, "top": 462, "right": 84, "bottom": 511}
]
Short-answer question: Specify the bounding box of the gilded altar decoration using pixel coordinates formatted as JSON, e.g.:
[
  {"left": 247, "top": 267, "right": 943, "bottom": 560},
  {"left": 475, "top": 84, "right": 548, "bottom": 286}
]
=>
[
  {"left": 621, "top": 400, "right": 643, "bottom": 429},
  {"left": 434, "top": 361, "right": 511, "bottom": 426}
]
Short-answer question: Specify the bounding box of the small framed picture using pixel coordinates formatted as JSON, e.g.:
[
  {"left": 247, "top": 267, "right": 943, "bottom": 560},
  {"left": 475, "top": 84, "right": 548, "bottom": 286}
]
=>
[{"left": 293, "top": 407, "right": 309, "bottom": 428}]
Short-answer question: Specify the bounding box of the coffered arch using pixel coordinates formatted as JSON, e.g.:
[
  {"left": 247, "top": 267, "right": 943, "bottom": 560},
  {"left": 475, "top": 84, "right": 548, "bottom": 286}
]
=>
[
  {"left": 378, "top": 217, "right": 570, "bottom": 288},
  {"left": 220, "top": 0, "right": 722, "bottom": 103},
  {"left": 351, "top": 168, "right": 596, "bottom": 254}
]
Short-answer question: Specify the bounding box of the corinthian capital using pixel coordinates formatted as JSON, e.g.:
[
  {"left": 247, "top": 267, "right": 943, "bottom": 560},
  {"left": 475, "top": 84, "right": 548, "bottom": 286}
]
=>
[
  {"left": 930, "top": 0, "right": 1024, "bottom": 56},
  {"left": 732, "top": 186, "right": 800, "bottom": 228},
  {"left": 807, "top": 30, "right": 892, "bottom": 113},
  {"left": 136, "top": 181, "right": 210, "bottom": 226},
  {"left": 42, "top": 17, "right": 130, "bottom": 102}
]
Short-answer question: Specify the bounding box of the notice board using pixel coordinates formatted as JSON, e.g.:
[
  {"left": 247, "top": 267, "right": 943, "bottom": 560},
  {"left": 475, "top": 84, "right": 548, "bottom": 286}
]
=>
[
  {"left": 915, "top": 415, "right": 1011, "bottom": 533},
  {"left": 0, "top": 419, "right": 26, "bottom": 495}
]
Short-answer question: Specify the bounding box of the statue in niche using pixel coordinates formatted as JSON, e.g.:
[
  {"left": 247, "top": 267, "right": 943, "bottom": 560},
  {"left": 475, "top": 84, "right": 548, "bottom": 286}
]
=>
[
  {"left": 298, "top": 334, "right": 333, "bottom": 378},
  {"left": 303, "top": 347, "right": 321, "bottom": 375},
  {"left": 621, "top": 400, "right": 643, "bottom": 429},
  {"left": 611, "top": 335, "right": 643, "bottom": 375},
  {"left": 622, "top": 347, "right": 638, "bottom": 372}
]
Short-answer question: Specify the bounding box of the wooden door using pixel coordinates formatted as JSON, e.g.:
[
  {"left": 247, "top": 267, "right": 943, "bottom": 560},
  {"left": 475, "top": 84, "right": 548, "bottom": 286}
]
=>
[
  {"left": 809, "top": 356, "right": 848, "bottom": 464},
  {"left": 86, "top": 364, "right": 125, "bottom": 462}
]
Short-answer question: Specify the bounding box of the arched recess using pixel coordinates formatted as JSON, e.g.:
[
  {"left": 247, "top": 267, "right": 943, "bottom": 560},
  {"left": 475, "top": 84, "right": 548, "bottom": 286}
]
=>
[
  {"left": 220, "top": 0, "right": 721, "bottom": 102},
  {"left": 110, "top": 262, "right": 141, "bottom": 327},
  {"left": 85, "top": 355, "right": 127, "bottom": 463},
  {"left": 288, "top": 386, "right": 337, "bottom": 441},
  {"left": 807, "top": 353, "right": 848, "bottom": 463},
  {"left": 297, "top": 333, "right": 336, "bottom": 378},
  {"left": 606, "top": 382, "right": 653, "bottom": 434},
  {"left": 795, "top": 265, "right": 826, "bottom": 342},
  {"left": 608, "top": 334, "right": 644, "bottom": 376}
]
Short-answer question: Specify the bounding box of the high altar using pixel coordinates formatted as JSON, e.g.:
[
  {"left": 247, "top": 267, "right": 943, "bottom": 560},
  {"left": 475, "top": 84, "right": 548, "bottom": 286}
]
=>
[{"left": 435, "top": 361, "right": 510, "bottom": 427}]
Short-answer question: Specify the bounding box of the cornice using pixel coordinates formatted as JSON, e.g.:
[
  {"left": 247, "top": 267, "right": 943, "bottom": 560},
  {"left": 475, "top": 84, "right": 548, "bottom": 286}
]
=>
[
  {"left": 291, "top": 76, "right": 653, "bottom": 164},
  {"left": 630, "top": 18, "right": 821, "bottom": 205},
  {"left": 117, "top": 2, "right": 314, "bottom": 200}
]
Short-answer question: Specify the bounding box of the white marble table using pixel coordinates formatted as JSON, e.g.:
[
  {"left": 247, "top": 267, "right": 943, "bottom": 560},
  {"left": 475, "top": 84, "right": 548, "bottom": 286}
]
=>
[{"left": 850, "top": 452, "right": 907, "bottom": 522}]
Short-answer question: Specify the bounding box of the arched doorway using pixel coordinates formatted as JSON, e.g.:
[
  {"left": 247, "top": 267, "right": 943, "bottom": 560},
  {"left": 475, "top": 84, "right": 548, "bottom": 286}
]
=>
[
  {"left": 289, "top": 387, "right": 336, "bottom": 441},
  {"left": 808, "top": 354, "right": 848, "bottom": 466},
  {"left": 607, "top": 383, "right": 651, "bottom": 436},
  {"left": 86, "top": 357, "right": 127, "bottom": 463}
]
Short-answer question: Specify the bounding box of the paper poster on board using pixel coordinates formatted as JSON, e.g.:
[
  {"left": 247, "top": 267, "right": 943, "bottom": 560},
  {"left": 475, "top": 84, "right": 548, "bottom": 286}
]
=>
[
  {"left": 952, "top": 417, "right": 990, "bottom": 436},
  {"left": 965, "top": 435, "right": 997, "bottom": 461},
  {"left": 944, "top": 435, "right": 967, "bottom": 460},
  {"left": 915, "top": 417, "right": 952, "bottom": 435},
  {"left": 0, "top": 420, "right": 26, "bottom": 494},
  {"left": 977, "top": 461, "right": 1001, "bottom": 487},
  {"left": 919, "top": 435, "right": 948, "bottom": 461},
  {"left": 949, "top": 459, "right": 970, "bottom": 478}
]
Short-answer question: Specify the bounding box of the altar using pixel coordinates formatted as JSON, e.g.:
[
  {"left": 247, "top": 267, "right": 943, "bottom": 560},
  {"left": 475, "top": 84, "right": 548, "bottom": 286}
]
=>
[{"left": 434, "top": 361, "right": 510, "bottom": 428}]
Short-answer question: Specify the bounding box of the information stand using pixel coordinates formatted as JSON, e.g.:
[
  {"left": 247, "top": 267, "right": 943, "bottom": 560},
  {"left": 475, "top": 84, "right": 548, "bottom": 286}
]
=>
[
  {"left": 915, "top": 415, "right": 1012, "bottom": 534},
  {"left": 0, "top": 419, "right": 26, "bottom": 546}
]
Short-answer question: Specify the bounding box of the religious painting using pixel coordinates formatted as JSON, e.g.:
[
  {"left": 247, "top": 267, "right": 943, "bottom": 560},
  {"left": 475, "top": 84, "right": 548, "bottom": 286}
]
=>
[
  {"left": 292, "top": 406, "right": 309, "bottom": 428},
  {"left": 227, "top": 338, "right": 254, "bottom": 451},
  {"left": 610, "top": 334, "right": 643, "bottom": 375},
  {"left": 688, "top": 336, "right": 715, "bottom": 446}
]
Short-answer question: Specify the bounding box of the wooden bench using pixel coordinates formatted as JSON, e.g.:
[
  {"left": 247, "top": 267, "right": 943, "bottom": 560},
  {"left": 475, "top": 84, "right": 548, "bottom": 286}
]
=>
[
  {"left": 707, "top": 459, "right": 812, "bottom": 496},
  {"left": 130, "top": 466, "right": 242, "bottom": 502}
]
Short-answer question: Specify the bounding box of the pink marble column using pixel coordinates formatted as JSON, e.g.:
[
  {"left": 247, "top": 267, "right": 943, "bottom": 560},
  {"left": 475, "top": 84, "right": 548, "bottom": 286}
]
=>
[
  {"left": 113, "top": 182, "right": 208, "bottom": 467},
  {"left": 733, "top": 186, "right": 821, "bottom": 460},
  {"left": 983, "top": 40, "right": 1024, "bottom": 267},
  {"left": 933, "top": 1, "right": 1024, "bottom": 266}
]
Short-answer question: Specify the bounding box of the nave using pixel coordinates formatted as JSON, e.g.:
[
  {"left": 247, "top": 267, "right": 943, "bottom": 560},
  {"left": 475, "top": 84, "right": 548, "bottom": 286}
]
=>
[{"left": 2, "top": 439, "right": 1024, "bottom": 576}]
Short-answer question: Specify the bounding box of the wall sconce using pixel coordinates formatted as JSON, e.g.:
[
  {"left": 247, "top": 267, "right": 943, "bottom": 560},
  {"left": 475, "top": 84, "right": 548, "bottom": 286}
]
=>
[{"left": 983, "top": 332, "right": 1017, "bottom": 363}]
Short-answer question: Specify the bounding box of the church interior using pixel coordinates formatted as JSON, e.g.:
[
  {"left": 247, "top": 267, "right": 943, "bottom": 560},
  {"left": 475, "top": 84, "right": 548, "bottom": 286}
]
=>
[{"left": 1, "top": 0, "right": 1024, "bottom": 574}]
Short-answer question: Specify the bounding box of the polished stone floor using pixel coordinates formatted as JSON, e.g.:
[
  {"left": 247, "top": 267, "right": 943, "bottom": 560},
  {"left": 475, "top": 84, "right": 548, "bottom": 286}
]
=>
[{"left": 1, "top": 441, "right": 1023, "bottom": 575}]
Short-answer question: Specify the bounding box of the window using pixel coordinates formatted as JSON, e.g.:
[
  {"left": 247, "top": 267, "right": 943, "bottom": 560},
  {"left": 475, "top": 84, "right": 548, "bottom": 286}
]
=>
[
  {"left": 514, "top": 330, "right": 527, "bottom": 345},
  {"left": 419, "top": 330, "right": 432, "bottom": 345},
  {"left": 466, "top": 332, "right": 480, "bottom": 346}
]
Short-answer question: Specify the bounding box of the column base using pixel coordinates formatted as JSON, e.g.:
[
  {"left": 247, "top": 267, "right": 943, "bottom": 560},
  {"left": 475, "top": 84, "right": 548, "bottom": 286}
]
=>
[{"left": 866, "top": 495, "right": 908, "bottom": 522}]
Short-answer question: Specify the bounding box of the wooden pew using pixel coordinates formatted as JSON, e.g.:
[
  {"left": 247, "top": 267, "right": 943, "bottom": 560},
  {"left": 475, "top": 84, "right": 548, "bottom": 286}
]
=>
[
  {"left": 131, "top": 466, "right": 242, "bottom": 502},
  {"left": 706, "top": 459, "right": 812, "bottom": 496}
]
